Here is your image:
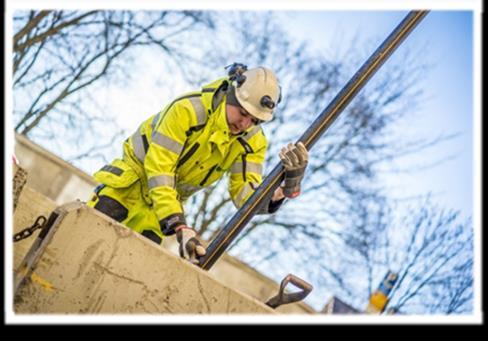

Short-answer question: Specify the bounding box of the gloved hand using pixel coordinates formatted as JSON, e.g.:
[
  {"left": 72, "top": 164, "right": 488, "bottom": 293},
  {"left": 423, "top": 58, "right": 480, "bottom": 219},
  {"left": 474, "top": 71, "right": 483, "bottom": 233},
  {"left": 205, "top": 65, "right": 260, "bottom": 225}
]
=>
[
  {"left": 175, "top": 225, "right": 206, "bottom": 264},
  {"left": 279, "top": 142, "right": 309, "bottom": 198}
]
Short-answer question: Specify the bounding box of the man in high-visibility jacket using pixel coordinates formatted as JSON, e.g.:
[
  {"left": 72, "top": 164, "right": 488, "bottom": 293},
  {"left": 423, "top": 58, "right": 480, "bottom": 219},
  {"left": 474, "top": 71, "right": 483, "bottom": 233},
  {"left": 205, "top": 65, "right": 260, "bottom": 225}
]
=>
[{"left": 87, "top": 64, "right": 309, "bottom": 264}]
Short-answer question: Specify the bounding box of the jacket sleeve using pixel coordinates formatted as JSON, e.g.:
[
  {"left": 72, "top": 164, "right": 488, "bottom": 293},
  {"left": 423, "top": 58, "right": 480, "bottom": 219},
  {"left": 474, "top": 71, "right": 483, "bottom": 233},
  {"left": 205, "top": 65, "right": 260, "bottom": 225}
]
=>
[
  {"left": 144, "top": 100, "right": 197, "bottom": 235},
  {"left": 228, "top": 132, "right": 267, "bottom": 210}
]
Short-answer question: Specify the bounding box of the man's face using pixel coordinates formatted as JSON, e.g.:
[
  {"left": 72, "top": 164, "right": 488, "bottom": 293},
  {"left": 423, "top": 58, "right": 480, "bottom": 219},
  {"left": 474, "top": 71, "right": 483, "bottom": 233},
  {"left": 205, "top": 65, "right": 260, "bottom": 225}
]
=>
[{"left": 226, "top": 104, "right": 260, "bottom": 135}]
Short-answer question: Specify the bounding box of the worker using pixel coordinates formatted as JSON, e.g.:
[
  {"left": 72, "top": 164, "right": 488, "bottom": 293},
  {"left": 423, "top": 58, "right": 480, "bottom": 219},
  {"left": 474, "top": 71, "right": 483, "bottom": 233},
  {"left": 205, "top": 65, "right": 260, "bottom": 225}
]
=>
[{"left": 87, "top": 63, "right": 309, "bottom": 264}]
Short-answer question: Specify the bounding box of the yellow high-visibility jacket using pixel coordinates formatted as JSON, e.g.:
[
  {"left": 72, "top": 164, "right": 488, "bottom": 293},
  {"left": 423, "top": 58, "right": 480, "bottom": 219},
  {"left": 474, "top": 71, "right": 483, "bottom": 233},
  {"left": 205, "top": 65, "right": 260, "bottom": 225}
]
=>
[{"left": 94, "top": 77, "right": 269, "bottom": 235}]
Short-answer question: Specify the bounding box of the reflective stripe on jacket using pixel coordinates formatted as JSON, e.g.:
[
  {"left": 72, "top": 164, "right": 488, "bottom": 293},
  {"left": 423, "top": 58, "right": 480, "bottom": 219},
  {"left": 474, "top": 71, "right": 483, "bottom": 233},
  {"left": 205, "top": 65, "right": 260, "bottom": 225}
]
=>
[{"left": 94, "top": 77, "right": 268, "bottom": 235}]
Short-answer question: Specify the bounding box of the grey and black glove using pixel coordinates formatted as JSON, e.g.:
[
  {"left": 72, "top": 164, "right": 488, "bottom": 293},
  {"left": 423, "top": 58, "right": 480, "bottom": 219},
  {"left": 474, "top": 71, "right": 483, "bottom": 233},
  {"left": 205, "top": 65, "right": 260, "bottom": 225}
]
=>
[
  {"left": 175, "top": 225, "right": 206, "bottom": 265},
  {"left": 279, "top": 142, "right": 309, "bottom": 198}
]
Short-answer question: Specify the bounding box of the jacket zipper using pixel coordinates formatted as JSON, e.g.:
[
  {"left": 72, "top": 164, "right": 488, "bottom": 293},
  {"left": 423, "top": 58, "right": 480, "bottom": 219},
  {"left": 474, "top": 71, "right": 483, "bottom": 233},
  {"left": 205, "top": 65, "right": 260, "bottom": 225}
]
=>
[
  {"left": 177, "top": 142, "right": 200, "bottom": 168},
  {"left": 200, "top": 165, "right": 217, "bottom": 186}
]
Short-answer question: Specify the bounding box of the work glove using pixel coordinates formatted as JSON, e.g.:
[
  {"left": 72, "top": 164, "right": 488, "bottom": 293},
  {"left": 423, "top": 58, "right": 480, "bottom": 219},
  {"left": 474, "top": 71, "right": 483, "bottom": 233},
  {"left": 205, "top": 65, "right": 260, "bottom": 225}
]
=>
[
  {"left": 279, "top": 142, "right": 309, "bottom": 198},
  {"left": 175, "top": 225, "right": 206, "bottom": 265}
]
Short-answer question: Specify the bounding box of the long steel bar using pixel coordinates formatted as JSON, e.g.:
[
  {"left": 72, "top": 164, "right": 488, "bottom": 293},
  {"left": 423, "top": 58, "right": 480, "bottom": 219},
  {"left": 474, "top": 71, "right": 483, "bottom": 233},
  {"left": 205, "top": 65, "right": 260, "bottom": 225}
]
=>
[{"left": 199, "top": 10, "right": 429, "bottom": 270}]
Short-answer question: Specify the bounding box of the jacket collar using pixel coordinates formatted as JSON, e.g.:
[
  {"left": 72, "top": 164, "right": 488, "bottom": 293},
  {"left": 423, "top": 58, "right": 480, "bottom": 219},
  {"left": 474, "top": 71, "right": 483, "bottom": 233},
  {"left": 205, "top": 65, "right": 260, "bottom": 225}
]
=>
[{"left": 201, "top": 77, "right": 254, "bottom": 147}]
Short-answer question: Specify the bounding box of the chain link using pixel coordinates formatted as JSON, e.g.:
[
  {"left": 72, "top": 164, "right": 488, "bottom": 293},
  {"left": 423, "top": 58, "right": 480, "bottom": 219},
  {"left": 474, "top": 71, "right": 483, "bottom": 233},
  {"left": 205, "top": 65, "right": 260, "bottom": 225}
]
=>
[{"left": 13, "top": 215, "right": 47, "bottom": 242}]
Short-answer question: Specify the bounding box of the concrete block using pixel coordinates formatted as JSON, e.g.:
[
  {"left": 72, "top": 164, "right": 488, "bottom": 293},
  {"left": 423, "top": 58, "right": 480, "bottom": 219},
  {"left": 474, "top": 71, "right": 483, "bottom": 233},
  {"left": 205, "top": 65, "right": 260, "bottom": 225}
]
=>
[
  {"left": 14, "top": 133, "right": 97, "bottom": 204},
  {"left": 14, "top": 204, "right": 276, "bottom": 314}
]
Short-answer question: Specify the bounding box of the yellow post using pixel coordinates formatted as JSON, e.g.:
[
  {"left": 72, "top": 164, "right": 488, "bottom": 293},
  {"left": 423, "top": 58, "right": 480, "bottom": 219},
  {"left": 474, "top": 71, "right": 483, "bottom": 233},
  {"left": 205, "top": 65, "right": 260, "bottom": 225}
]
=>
[{"left": 366, "top": 270, "right": 398, "bottom": 314}]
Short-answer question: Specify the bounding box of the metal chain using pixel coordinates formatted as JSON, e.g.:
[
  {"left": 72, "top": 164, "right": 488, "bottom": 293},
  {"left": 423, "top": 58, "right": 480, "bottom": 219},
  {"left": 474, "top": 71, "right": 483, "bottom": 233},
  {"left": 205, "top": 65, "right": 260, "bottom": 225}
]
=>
[{"left": 13, "top": 215, "right": 47, "bottom": 242}]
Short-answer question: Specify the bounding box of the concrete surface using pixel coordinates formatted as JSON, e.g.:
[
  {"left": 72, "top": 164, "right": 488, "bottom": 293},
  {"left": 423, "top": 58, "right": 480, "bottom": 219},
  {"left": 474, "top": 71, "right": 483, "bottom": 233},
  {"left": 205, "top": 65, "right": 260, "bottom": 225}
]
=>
[
  {"left": 13, "top": 163, "right": 27, "bottom": 212},
  {"left": 14, "top": 203, "right": 277, "bottom": 314},
  {"left": 14, "top": 133, "right": 97, "bottom": 204},
  {"left": 210, "top": 255, "right": 316, "bottom": 314}
]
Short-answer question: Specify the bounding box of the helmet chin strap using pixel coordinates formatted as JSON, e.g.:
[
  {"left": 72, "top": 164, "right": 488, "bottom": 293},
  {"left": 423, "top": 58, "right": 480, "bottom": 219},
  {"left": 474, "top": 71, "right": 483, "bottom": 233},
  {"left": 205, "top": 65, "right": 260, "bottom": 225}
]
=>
[{"left": 226, "top": 85, "right": 242, "bottom": 108}]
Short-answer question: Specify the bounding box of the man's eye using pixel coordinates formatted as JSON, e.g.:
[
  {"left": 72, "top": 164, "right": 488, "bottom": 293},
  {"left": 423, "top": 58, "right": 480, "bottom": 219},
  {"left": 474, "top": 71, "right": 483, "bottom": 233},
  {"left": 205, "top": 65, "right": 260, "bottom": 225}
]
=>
[{"left": 240, "top": 110, "right": 259, "bottom": 124}]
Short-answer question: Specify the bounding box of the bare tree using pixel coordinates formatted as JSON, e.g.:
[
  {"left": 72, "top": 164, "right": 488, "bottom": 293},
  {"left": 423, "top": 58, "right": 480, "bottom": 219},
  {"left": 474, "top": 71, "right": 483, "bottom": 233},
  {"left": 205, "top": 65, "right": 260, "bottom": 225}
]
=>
[
  {"left": 313, "top": 190, "right": 474, "bottom": 314},
  {"left": 384, "top": 200, "right": 474, "bottom": 314},
  {"left": 12, "top": 10, "right": 215, "bottom": 164}
]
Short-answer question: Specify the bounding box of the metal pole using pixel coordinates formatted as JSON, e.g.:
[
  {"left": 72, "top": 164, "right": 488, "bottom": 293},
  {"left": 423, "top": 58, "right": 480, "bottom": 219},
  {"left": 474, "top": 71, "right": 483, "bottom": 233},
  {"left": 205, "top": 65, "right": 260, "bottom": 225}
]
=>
[{"left": 199, "top": 10, "right": 429, "bottom": 270}]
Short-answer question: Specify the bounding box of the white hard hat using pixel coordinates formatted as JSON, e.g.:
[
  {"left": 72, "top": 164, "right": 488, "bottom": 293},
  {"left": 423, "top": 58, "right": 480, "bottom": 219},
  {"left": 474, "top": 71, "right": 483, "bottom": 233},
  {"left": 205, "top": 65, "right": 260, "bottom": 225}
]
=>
[{"left": 230, "top": 66, "right": 281, "bottom": 122}]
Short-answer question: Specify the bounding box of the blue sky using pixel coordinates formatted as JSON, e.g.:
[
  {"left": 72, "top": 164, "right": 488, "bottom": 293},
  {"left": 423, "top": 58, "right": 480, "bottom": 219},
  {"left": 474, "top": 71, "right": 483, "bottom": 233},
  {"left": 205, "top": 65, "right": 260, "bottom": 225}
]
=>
[{"left": 280, "top": 10, "right": 474, "bottom": 219}]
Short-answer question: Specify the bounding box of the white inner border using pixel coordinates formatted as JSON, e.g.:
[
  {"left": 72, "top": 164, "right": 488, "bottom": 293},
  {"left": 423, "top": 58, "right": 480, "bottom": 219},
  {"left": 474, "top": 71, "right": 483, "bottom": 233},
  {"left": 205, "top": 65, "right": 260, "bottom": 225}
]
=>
[{"left": 5, "top": 0, "right": 482, "bottom": 325}]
